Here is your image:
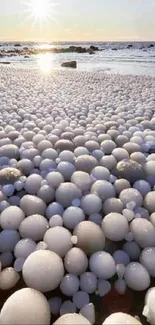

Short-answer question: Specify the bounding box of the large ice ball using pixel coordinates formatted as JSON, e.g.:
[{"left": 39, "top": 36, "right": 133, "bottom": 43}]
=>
[
  {"left": 19, "top": 214, "right": 49, "bottom": 241},
  {"left": 130, "top": 218, "right": 155, "bottom": 248},
  {"left": 0, "top": 230, "right": 20, "bottom": 253},
  {"left": 124, "top": 262, "right": 150, "bottom": 291},
  {"left": 0, "top": 206, "right": 25, "bottom": 230},
  {"left": 102, "top": 312, "right": 142, "bottom": 324},
  {"left": 140, "top": 247, "right": 155, "bottom": 277},
  {"left": 22, "top": 250, "right": 64, "bottom": 292},
  {"left": 102, "top": 213, "right": 129, "bottom": 241},
  {"left": 80, "top": 194, "right": 102, "bottom": 215},
  {"left": 119, "top": 188, "right": 143, "bottom": 208},
  {"left": 20, "top": 195, "right": 46, "bottom": 216},
  {"left": 0, "top": 288, "right": 51, "bottom": 325},
  {"left": 73, "top": 221, "right": 105, "bottom": 255},
  {"left": 91, "top": 180, "right": 116, "bottom": 201},
  {"left": 44, "top": 227, "right": 72, "bottom": 257},
  {"left": 56, "top": 183, "right": 82, "bottom": 208},
  {"left": 62, "top": 207, "right": 85, "bottom": 229},
  {"left": 53, "top": 313, "right": 91, "bottom": 325}
]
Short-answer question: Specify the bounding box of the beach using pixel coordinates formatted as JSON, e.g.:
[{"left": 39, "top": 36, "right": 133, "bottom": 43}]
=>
[{"left": 0, "top": 65, "right": 155, "bottom": 324}]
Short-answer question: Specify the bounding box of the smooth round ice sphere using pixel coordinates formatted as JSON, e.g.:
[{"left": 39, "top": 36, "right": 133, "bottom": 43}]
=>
[
  {"left": 116, "top": 264, "right": 126, "bottom": 278},
  {"left": 2, "top": 184, "right": 15, "bottom": 197},
  {"left": 17, "top": 159, "right": 34, "bottom": 176},
  {"left": 133, "top": 180, "right": 151, "bottom": 197},
  {"left": 71, "top": 171, "right": 92, "bottom": 192},
  {"left": 60, "top": 274, "right": 79, "bottom": 296},
  {"left": 62, "top": 207, "right": 85, "bottom": 229},
  {"left": 0, "top": 230, "right": 20, "bottom": 253},
  {"left": 14, "top": 257, "right": 26, "bottom": 272},
  {"left": 60, "top": 301, "right": 76, "bottom": 315},
  {"left": 14, "top": 238, "right": 36, "bottom": 258},
  {"left": 98, "top": 279, "right": 111, "bottom": 297},
  {"left": 140, "top": 248, "right": 155, "bottom": 277},
  {"left": 0, "top": 267, "right": 20, "bottom": 290},
  {"left": 44, "top": 227, "right": 72, "bottom": 257},
  {"left": 75, "top": 155, "right": 97, "bottom": 173},
  {"left": 57, "top": 162, "right": 75, "bottom": 181},
  {"left": 144, "top": 192, "right": 155, "bottom": 213},
  {"left": 130, "top": 218, "right": 155, "bottom": 248},
  {"left": 0, "top": 206, "right": 25, "bottom": 230},
  {"left": 55, "top": 139, "right": 74, "bottom": 152},
  {"left": 73, "top": 221, "right": 105, "bottom": 255},
  {"left": 8, "top": 195, "right": 20, "bottom": 206},
  {"left": 102, "top": 213, "right": 129, "bottom": 241},
  {"left": 89, "top": 251, "right": 116, "bottom": 279},
  {"left": 80, "top": 194, "right": 102, "bottom": 215},
  {"left": 59, "top": 151, "right": 74, "bottom": 163},
  {"left": 114, "top": 179, "right": 131, "bottom": 195},
  {"left": 80, "top": 303, "right": 95, "bottom": 325},
  {"left": 73, "top": 291, "right": 90, "bottom": 309},
  {"left": 0, "top": 288, "right": 51, "bottom": 325},
  {"left": 48, "top": 297, "right": 62, "bottom": 315},
  {"left": 0, "top": 251, "right": 13, "bottom": 268},
  {"left": 49, "top": 215, "right": 63, "bottom": 227},
  {"left": 100, "top": 155, "right": 117, "bottom": 170},
  {"left": 119, "top": 188, "right": 143, "bottom": 208},
  {"left": 123, "top": 241, "right": 141, "bottom": 260},
  {"left": 0, "top": 200, "right": 10, "bottom": 212},
  {"left": 56, "top": 183, "right": 82, "bottom": 208},
  {"left": 46, "top": 172, "right": 64, "bottom": 189},
  {"left": 113, "top": 250, "right": 130, "bottom": 266},
  {"left": 145, "top": 161, "right": 155, "bottom": 177},
  {"left": 124, "top": 262, "right": 150, "bottom": 291},
  {"left": 46, "top": 202, "right": 64, "bottom": 219},
  {"left": 101, "top": 140, "right": 116, "bottom": 154},
  {"left": 112, "top": 148, "right": 129, "bottom": 161},
  {"left": 42, "top": 148, "right": 58, "bottom": 160},
  {"left": 74, "top": 146, "right": 89, "bottom": 157},
  {"left": 64, "top": 248, "right": 88, "bottom": 275},
  {"left": 91, "top": 180, "right": 116, "bottom": 201},
  {"left": 103, "top": 312, "right": 142, "bottom": 324},
  {"left": 24, "top": 174, "right": 42, "bottom": 195},
  {"left": 37, "top": 185, "right": 55, "bottom": 204},
  {"left": 134, "top": 207, "right": 149, "bottom": 220},
  {"left": 80, "top": 272, "right": 97, "bottom": 294},
  {"left": 91, "top": 166, "right": 110, "bottom": 181},
  {"left": 22, "top": 250, "right": 64, "bottom": 292},
  {"left": 103, "top": 198, "right": 123, "bottom": 214},
  {"left": 150, "top": 213, "right": 155, "bottom": 227},
  {"left": 114, "top": 279, "right": 126, "bottom": 295},
  {"left": 19, "top": 214, "right": 49, "bottom": 241},
  {"left": 20, "top": 195, "right": 46, "bottom": 216},
  {"left": 115, "top": 159, "right": 146, "bottom": 183},
  {"left": 53, "top": 313, "right": 91, "bottom": 325}
]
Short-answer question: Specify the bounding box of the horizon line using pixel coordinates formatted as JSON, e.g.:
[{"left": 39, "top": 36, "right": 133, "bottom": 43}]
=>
[{"left": 0, "top": 39, "right": 155, "bottom": 43}]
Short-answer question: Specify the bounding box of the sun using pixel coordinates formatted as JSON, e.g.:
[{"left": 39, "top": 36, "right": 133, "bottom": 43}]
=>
[{"left": 30, "top": 0, "right": 50, "bottom": 20}]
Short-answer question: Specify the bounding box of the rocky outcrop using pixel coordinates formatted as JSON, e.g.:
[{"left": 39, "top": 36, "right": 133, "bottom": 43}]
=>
[{"left": 61, "top": 61, "right": 77, "bottom": 68}]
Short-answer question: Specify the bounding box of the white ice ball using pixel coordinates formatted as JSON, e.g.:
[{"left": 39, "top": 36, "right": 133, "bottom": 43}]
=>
[
  {"left": 44, "top": 226, "right": 72, "bottom": 257},
  {"left": 80, "top": 194, "right": 102, "bottom": 215},
  {"left": 60, "top": 274, "right": 79, "bottom": 296},
  {"left": 0, "top": 288, "right": 51, "bottom": 325},
  {"left": 0, "top": 267, "right": 20, "bottom": 290},
  {"left": 140, "top": 247, "right": 155, "bottom": 277},
  {"left": 53, "top": 313, "right": 91, "bottom": 325},
  {"left": 119, "top": 188, "right": 143, "bottom": 208},
  {"left": 22, "top": 250, "right": 64, "bottom": 292},
  {"left": 62, "top": 207, "right": 85, "bottom": 229},
  {"left": 80, "top": 303, "right": 95, "bottom": 325},
  {"left": 103, "top": 312, "right": 142, "bottom": 324},
  {"left": 64, "top": 248, "right": 88, "bottom": 275},
  {"left": 19, "top": 214, "right": 49, "bottom": 241},
  {"left": 102, "top": 213, "right": 129, "bottom": 241},
  {"left": 80, "top": 272, "right": 97, "bottom": 294},
  {"left": 14, "top": 238, "right": 36, "bottom": 258},
  {"left": 0, "top": 206, "right": 25, "bottom": 230},
  {"left": 20, "top": 195, "right": 46, "bottom": 216},
  {"left": 130, "top": 218, "right": 155, "bottom": 248}
]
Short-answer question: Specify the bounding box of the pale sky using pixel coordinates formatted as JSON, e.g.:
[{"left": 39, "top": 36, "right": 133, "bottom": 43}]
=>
[{"left": 0, "top": 0, "right": 155, "bottom": 42}]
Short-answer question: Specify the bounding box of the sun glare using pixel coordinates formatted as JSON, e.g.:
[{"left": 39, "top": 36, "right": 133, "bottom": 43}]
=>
[
  {"left": 37, "top": 53, "right": 53, "bottom": 73},
  {"left": 31, "top": 0, "right": 49, "bottom": 20}
]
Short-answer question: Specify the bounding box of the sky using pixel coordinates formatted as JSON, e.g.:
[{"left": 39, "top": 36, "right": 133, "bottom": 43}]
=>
[{"left": 0, "top": 0, "right": 155, "bottom": 42}]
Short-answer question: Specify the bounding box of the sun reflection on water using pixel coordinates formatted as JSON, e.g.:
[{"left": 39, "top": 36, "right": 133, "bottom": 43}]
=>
[{"left": 37, "top": 53, "right": 54, "bottom": 74}]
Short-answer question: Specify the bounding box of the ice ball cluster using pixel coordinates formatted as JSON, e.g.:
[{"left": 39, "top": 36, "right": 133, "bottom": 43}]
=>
[{"left": 0, "top": 68, "right": 155, "bottom": 324}]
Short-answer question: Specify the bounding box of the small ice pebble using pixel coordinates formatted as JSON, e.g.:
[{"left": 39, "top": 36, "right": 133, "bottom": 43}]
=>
[
  {"left": 0, "top": 288, "right": 51, "bottom": 325},
  {"left": 113, "top": 250, "right": 130, "bottom": 266},
  {"left": 62, "top": 207, "right": 85, "bottom": 229},
  {"left": 102, "top": 312, "right": 142, "bottom": 324},
  {"left": 53, "top": 313, "right": 91, "bottom": 325},
  {"left": 98, "top": 279, "right": 111, "bottom": 297},
  {"left": 73, "top": 291, "right": 90, "bottom": 309},
  {"left": 60, "top": 274, "right": 79, "bottom": 296},
  {"left": 60, "top": 301, "right": 76, "bottom": 315},
  {"left": 48, "top": 297, "right": 62, "bottom": 315},
  {"left": 89, "top": 251, "right": 116, "bottom": 279},
  {"left": 114, "top": 279, "right": 127, "bottom": 295},
  {"left": 80, "top": 272, "right": 97, "bottom": 294},
  {"left": 0, "top": 267, "right": 20, "bottom": 290},
  {"left": 80, "top": 303, "right": 95, "bottom": 325},
  {"left": 124, "top": 262, "right": 150, "bottom": 291}
]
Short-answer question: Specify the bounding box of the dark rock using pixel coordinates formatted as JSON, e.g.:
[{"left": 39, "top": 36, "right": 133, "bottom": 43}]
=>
[
  {"left": 113, "top": 159, "right": 146, "bottom": 183},
  {"left": 24, "top": 55, "right": 30, "bottom": 58},
  {"left": 69, "top": 46, "right": 76, "bottom": 51},
  {"left": 61, "top": 61, "right": 77, "bottom": 68},
  {"left": 148, "top": 44, "right": 154, "bottom": 48},
  {"left": 0, "top": 62, "right": 10, "bottom": 64},
  {"left": 14, "top": 43, "right": 21, "bottom": 47},
  {"left": 89, "top": 50, "right": 95, "bottom": 55},
  {"left": 90, "top": 45, "right": 99, "bottom": 51},
  {"left": 0, "top": 168, "right": 22, "bottom": 185},
  {"left": 112, "top": 48, "right": 118, "bottom": 51},
  {"left": 76, "top": 47, "right": 87, "bottom": 53},
  {"left": 127, "top": 44, "right": 133, "bottom": 48}
]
